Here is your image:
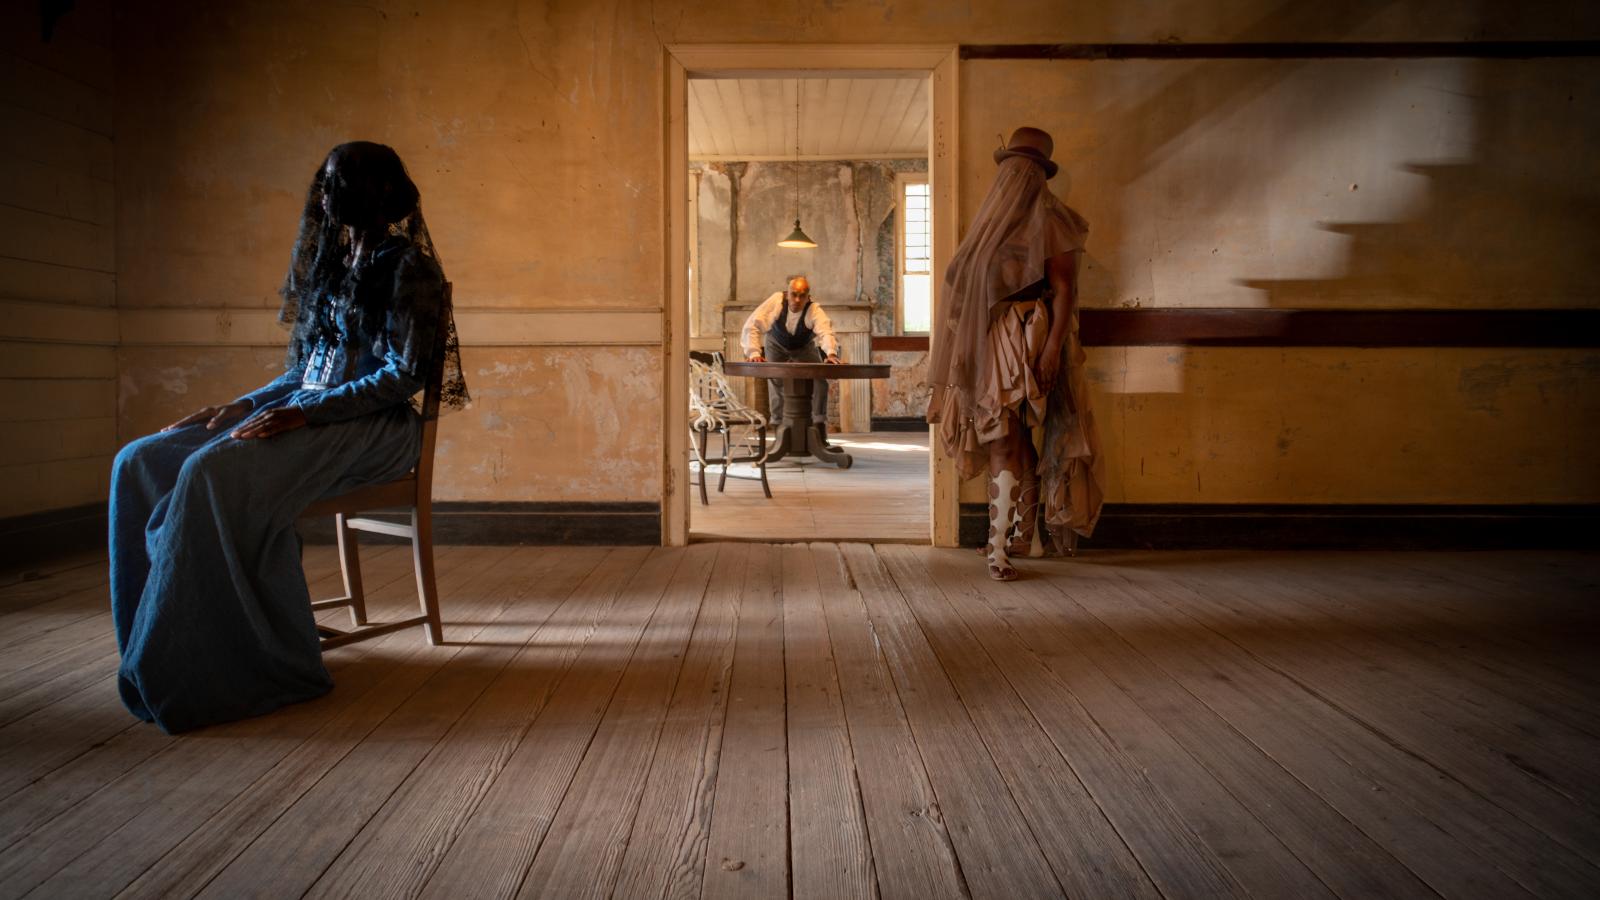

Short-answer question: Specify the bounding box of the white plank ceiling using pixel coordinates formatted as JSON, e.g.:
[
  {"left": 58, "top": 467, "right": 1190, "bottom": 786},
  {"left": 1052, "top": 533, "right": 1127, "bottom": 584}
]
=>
[{"left": 688, "top": 77, "right": 929, "bottom": 160}]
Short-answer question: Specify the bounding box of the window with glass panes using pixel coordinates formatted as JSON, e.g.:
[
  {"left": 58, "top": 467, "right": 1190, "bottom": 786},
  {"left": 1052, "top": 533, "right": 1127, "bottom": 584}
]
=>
[{"left": 898, "top": 177, "right": 931, "bottom": 334}]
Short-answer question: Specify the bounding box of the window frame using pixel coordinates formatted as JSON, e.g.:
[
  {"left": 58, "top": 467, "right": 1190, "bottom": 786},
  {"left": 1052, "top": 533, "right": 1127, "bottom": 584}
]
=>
[
  {"left": 687, "top": 169, "right": 701, "bottom": 337},
  {"left": 895, "top": 171, "right": 932, "bottom": 336}
]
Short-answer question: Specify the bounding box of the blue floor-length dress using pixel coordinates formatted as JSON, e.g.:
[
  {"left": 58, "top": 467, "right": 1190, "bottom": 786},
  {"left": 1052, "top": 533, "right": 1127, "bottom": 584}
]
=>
[{"left": 109, "top": 241, "right": 442, "bottom": 733}]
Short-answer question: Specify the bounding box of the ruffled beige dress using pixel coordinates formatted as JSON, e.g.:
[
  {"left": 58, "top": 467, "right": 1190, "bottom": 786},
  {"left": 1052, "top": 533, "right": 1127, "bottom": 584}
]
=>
[{"left": 926, "top": 157, "right": 1105, "bottom": 546}]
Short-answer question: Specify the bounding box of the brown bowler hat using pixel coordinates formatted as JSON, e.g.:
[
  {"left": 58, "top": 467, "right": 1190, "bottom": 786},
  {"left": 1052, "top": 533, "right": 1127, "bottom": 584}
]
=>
[{"left": 993, "top": 126, "right": 1058, "bottom": 179}]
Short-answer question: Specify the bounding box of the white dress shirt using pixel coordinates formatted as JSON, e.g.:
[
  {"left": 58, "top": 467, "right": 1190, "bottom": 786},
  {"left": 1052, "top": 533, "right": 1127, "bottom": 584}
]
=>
[{"left": 740, "top": 292, "right": 840, "bottom": 359}]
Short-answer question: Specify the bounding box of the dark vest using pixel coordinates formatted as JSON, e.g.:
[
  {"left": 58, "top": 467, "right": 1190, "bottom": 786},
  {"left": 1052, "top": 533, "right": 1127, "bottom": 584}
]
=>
[{"left": 769, "top": 299, "right": 816, "bottom": 351}]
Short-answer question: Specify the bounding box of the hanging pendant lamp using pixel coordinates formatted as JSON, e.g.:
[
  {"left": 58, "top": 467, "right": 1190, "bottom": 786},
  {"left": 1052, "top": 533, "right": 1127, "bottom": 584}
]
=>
[{"left": 778, "top": 78, "right": 817, "bottom": 249}]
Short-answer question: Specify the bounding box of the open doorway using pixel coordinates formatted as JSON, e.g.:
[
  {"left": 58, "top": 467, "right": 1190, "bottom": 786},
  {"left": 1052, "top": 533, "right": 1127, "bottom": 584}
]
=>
[
  {"left": 662, "top": 46, "right": 959, "bottom": 547},
  {"left": 682, "top": 74, "right": 931, "bottom": 543}
]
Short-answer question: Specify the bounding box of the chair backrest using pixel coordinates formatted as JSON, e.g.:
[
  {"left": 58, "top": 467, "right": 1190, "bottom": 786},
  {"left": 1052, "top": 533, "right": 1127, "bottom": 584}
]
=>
[
  {"left": 688, "top": 358, "right": 720, "bottom": 428},
  {"left": 688, "top": 353, "right": 766, "bottom": 430},
  {"left": 414, "top": 281, "right": 453, "bottom": 498}
]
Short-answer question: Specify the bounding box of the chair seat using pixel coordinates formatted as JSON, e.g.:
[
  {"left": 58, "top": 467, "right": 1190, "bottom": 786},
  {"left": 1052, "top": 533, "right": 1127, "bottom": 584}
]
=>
[
  {"left": 301, "top": 473, "right": 417, "bottom": 519},
  {"left": 697, "top": 414, "right": 764, "bottom": 428},
  {"left": 303, "top": 281, "right": 449, "bottom": 650}
]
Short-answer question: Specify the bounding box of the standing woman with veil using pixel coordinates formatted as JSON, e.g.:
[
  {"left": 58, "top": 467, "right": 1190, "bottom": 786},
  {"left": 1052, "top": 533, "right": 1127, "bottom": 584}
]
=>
[
  {"left": 926, "top": 127, "right": 1105, "bottom": 581},
  {"left": 108, "top": 142, "right": 469, "bottom": 733}
]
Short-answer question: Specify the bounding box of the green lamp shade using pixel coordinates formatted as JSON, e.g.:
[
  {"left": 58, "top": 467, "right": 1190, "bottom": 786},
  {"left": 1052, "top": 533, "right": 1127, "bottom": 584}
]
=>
[{"left": 777, "top": 219, "right": 817, "bottom": 249}]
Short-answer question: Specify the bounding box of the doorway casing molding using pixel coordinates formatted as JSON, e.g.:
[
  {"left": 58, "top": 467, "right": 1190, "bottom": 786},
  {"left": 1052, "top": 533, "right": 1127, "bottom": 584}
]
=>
[{"left": 662, "top": 43, "right": 960, "bottom": 546}]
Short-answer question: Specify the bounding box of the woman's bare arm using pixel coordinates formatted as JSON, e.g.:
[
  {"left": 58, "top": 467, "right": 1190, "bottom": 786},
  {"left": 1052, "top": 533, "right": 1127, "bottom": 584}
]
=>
[{"left": 1037, "top": 251, "right": 1078, "bottom": 396}]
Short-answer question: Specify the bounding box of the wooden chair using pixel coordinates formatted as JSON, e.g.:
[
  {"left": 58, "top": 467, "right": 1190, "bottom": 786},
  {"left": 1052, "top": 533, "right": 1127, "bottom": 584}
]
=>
[
  {"left": 688, "top": 355, "right": 772, "bottom": 505},
  {"left": 299, "top": 283, "right": 452, "bottom": 649}
]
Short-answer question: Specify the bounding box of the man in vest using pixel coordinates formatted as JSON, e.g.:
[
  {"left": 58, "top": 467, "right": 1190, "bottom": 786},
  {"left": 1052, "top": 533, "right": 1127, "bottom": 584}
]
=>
[{"left": 741, "top": 274, "right": 842, "bottom": 440}]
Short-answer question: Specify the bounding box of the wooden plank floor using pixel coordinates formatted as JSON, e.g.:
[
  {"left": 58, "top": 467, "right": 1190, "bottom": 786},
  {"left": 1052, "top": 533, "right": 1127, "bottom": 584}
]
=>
[
  {"left": 691, "top": 431, "right": 929, "bottom": 543},
  {"left": 1, "top": 545, "right": 1597, "bottom": 899}
]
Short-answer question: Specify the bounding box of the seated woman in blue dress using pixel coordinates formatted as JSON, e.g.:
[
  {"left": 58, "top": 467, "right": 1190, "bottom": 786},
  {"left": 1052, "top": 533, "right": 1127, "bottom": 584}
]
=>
[{"left": 109, "top": 141, "right": 468, "bottom": 733}]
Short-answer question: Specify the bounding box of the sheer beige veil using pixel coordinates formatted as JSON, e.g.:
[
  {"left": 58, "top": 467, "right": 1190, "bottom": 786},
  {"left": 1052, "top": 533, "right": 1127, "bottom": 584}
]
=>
[{"left": 924, "top": 155, "right": 1089, "bottom": 427}]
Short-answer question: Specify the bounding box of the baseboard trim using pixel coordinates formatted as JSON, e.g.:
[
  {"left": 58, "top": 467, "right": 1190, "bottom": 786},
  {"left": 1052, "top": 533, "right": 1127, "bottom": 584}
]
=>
[
  {"left": 297, "top": 501, "right": 662, "bottom": 546},
  {"left": 0, "top": 503, "right": 107, "bottom": 570},
  {"left": 870, "top": 417, "right": 929, "bottom": 433},
  {"left": 958, "top": 503, "right": 1600, "bottom": 550}
]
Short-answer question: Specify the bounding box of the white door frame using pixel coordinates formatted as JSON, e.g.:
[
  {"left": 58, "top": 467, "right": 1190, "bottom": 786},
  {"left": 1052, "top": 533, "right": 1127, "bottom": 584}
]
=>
[{"left": 661, "top": 44, "right": 961, "bottom": 546}]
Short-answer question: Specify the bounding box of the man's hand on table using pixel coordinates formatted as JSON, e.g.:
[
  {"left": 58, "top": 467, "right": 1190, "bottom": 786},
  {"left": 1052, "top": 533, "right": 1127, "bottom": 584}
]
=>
[{"left": 743, "top": 354, "right": 841, "bottom": 363}]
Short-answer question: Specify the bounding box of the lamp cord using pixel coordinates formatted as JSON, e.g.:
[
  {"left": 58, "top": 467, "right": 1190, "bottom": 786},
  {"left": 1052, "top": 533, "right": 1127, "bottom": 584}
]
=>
[{"left": 794, "top": 78, "right": 800, "bottom": 219}]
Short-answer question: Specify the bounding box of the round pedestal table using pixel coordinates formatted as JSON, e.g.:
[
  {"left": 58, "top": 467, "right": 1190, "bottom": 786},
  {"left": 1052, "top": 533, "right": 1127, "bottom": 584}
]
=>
[{"left": 721, "top": 361, "right": 893, "bottom": 468}]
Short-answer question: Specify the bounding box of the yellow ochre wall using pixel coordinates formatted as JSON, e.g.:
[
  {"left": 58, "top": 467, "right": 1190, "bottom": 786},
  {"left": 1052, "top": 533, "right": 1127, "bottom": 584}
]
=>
[
  {"left": 0, "top": 0, "right": 117, "bottom": 518},
  {"left": 98, "top": 0, "right": 1600, "bottom": 514},
  {"left": 958, "top": 55, "right": 1600, "bottom": 504}
]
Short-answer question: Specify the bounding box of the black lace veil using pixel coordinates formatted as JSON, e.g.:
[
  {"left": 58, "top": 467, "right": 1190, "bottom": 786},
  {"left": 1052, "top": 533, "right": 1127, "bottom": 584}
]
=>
[{"left": 279, "top": 141, "right": 469, "bottom": 412}]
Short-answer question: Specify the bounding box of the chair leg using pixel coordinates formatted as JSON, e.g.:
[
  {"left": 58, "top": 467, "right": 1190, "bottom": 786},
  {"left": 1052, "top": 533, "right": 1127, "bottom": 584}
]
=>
[
  {"left": 758, "top": 426, "right": 772, "bottom": 499},
  {"left": 695, "top": 426, "right": 710, "bottom": 506},
  {"left": 411, "top": 505, "right": 442, "bottom": 645},
  {"left": 335, "top": 513, "right": 367, "bottom": 626},
  {"left": 717, "top": 430, "right": 731, "bottom": 493}
]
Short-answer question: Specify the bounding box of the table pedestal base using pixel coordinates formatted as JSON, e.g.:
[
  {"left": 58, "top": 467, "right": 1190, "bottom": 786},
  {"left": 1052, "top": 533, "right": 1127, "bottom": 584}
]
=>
[{"left": 766, "top": 378, "right": 853, "bottom": 468}]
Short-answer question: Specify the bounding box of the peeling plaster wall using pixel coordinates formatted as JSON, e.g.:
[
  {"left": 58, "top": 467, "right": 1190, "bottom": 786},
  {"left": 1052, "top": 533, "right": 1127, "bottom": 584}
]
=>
[
  {"left": 693, "top": 159, "right": 925, "bottom": 337},
  {"left": 871, "top": 350, "right": 931, "bottom": 419},
  {"left": 1, "top": 0, "right": 116, "bottom": 518},
  {"left": 692, "top": 164, "right": 733, "bottom": 338},
  {"left": 442, "top": 347, "right": 661, "bottom": 500},
  {"left": 110, "top": 0, "right": 1600, "bottom": 509},
  {"left": 116, "top": 347, "right": 288, "bottom": 443},
  {"left": 695, "top": 157, "right": 929, "bottom": 421},
  {"left": 117, "top": 345, "right": 663, "bottom": 502}
]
